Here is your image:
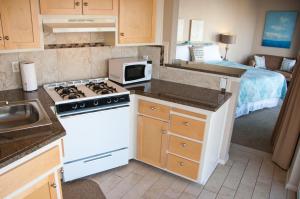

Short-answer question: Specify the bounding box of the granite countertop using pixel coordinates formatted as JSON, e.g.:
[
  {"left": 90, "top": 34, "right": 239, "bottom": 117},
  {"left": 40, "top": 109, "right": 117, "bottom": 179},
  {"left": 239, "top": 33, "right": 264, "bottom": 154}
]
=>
[
  {"left": 126, "top": 79, "right": 232, "bottom": 111},
  {"left": 165, "top": 62, "right": 246, "bottom": 78},
  {"left": 0, "top": 88, "right": 65, "bottom": 169}
]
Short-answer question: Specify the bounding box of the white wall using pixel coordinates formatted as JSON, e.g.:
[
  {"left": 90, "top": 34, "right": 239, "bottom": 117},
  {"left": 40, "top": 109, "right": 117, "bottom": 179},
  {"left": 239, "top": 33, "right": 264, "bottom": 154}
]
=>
[
  {"left": 251, "top": 0, "right": 300, "bottom": 58},
  {"left": 178, "top": 0, "right": 258, "bottom": 63}
]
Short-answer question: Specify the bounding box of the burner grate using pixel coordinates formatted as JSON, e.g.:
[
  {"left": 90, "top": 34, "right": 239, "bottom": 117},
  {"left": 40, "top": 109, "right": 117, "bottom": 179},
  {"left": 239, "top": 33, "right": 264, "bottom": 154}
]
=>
[
  {"left": 86, "top": 82, "right": 117, "bottom": 95},
  {"left": 54, "top": 85, "right": 86, "bottom": 100}
]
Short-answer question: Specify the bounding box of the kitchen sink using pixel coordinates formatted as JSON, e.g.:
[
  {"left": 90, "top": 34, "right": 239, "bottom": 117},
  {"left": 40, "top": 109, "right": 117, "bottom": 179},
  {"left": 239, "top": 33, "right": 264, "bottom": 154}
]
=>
[{"left": 0, "top": 100, "right": 52, "bottom": 133}]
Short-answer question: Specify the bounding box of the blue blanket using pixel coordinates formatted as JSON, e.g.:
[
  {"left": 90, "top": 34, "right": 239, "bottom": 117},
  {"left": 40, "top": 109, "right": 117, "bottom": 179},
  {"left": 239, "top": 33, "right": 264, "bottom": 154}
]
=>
[{"left": 206, "top": 61, "right": 287, "bottom": 117}]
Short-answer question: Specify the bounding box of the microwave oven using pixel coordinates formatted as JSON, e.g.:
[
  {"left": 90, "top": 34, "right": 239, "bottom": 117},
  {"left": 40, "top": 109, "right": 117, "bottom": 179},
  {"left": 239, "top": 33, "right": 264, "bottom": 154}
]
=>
[{"left": 108, "top": 58, "right": 152, "bottom": 85}]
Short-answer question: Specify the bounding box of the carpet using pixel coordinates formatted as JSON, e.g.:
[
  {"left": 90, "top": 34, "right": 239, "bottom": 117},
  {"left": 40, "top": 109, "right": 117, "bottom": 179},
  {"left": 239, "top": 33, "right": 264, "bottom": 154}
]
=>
[
  {"left": 62, "top": 179, "right": 106, "bottom": 199},
  {"left": 231, "top": 104, "right": 282, "bottom": 153}
]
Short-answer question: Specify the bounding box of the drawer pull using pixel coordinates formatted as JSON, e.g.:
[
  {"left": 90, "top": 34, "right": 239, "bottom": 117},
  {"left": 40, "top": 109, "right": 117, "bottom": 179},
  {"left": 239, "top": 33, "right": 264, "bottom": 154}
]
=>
[
  {"left": 75, "top": 1, "right": 80, "bottom": 6},
  {"left": 162, "top": 130, "right": 167, "bottom": 135},
  {"left": 150, "top": 106, "right": 157, "bottom": 111},
  {"left": 83, "top": 2, "right": 88, "bottom": 6},
  {"left": 183, "top": 122, "right": 190, "bottom": 126},
  {"left": 178, "top": 161, "right": 184, "bottom": 166},
  {"left": 181, "top": 143, "right": 187, "bottom": 147}
]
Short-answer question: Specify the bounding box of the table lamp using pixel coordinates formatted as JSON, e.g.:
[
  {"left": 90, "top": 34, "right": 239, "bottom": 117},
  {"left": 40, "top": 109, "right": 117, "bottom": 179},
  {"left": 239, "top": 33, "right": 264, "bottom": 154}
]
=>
[{"left": 219, "top": 34, "right": 236, "bottom": 61}]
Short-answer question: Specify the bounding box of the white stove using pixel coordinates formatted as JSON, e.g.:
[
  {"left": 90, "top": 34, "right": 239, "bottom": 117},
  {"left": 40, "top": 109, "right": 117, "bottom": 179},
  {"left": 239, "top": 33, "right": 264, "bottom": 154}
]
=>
[{"left": 44, "top": 78, "right": 130, "bottom": 182}]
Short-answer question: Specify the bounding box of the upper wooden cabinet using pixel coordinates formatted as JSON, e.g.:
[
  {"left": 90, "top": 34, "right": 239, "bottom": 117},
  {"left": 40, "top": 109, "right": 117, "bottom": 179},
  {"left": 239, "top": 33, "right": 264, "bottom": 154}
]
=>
[
  {"left": 40, "top": 0, "right": 83, "bottom": 15},
  {"left": 119, "top": 0, "right": 156, "bottom": 44},
  {"left": 0, "top": 17, "right": 4, "bottom": 49},
  {"left": 40, "top": 0, "right": 118, "bottom": 16},
  {"left": 83, "top": 0, "right": 118, "bottom": 15},
  {"left": 0, "top": 0, "right": 40, "bottom": 50}
]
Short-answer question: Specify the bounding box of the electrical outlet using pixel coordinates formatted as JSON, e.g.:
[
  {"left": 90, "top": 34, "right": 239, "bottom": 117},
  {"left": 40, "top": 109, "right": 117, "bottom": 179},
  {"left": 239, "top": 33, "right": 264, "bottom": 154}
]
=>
[{"left": 11, "top": 61, "right": 20, "bottom": 73}]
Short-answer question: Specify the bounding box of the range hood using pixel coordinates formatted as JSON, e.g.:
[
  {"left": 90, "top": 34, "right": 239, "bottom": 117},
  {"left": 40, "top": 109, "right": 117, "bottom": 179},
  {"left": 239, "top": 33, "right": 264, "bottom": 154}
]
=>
[{"left": 42, "top": 16, "right": 117, "bottom": 33}]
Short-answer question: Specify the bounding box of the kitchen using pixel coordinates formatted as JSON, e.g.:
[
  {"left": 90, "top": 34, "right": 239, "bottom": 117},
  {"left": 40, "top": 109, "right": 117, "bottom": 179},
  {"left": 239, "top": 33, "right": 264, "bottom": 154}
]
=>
[{"left": 0, "top": 0, "right": 242, "bottom": 198}]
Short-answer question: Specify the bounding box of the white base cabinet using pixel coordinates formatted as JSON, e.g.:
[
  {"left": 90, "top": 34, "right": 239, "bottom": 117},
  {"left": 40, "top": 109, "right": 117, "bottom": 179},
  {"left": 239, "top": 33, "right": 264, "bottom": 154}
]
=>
[{"left": 129, "top": 94, "right": 229, "bottom": 184}]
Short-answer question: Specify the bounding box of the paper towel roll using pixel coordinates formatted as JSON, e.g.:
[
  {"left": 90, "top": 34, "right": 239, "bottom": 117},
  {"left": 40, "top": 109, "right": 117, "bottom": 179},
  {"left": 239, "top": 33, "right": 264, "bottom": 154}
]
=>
[{"left": 20, "top": 62, "right": 38, "bottom": 92}]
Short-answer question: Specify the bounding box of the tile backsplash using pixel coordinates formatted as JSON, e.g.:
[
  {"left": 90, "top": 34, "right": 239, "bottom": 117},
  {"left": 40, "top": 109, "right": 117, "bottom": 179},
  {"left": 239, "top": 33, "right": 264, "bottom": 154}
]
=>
[{"left": 0, "top": 46, "right": 163, "bottom": 91}]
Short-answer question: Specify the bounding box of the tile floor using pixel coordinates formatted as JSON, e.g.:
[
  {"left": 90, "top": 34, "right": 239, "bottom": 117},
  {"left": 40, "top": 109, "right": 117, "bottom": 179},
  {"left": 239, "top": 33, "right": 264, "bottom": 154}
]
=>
[{"left": 88, "top": 144, "right": 296, "bottom": 199}]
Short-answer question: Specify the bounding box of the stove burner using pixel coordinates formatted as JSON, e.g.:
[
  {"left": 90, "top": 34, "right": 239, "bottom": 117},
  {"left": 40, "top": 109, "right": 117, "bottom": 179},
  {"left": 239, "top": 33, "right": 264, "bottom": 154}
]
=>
[
  {"left": 54, "top": 85, "right": 85, "bottom": 100},
  {"left": 86, "top": 82, "right": 117, "bottom": 95}
]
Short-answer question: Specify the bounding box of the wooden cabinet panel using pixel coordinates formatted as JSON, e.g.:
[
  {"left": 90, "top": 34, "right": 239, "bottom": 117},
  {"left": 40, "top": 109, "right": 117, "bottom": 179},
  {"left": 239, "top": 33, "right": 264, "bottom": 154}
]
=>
[
  {"left": 119, "top": 0, "right": 156, "bottom": 44},
  {"left": 137, "top": 115, "right": 168, "bottom": 167},
  {"left": 0, "top": 0, "right": 40, "bottom": 49},
  {"left": 83, "top": 0, "right": 118, "bottom": 15},
  {"left": 139, "top": 100, "right": 170, "bottom": 120},
  {"left": 40, "top": 0, "right": 82, "bottom": 15},
  {"left": 21, "top": 173, "right": 58, "bottom": 199},
  {"left": 0, "top": 17, "right": 4, "bottom": 49},
  {"left": 170, "top": 115, "right": 206, "bottom": 141},
  {"left": 166, "top": 154, "right": 199, "bottom": 180},
  {"left": 168, "top": 135, "right": 202, "bottom": 161},
  {"left": 0, "top": 146, "right": 60, "bottom": 198}
]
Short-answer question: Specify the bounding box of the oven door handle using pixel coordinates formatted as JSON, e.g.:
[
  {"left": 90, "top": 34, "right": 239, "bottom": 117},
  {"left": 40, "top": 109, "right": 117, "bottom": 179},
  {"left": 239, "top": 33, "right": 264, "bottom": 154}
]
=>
[{"left": 83, "top": 154, "right": 112, "bottom": 163}]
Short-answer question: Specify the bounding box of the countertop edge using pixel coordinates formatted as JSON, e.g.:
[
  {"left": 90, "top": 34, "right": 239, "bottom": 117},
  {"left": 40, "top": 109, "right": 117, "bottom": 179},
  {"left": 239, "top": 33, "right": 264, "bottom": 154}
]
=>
[{"left": 165, "top": 63, "right": 246, "bottom": 78}]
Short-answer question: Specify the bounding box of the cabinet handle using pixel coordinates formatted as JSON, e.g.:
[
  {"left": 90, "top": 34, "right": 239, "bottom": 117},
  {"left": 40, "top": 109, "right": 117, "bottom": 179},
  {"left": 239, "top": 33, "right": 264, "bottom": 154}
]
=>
[
  {"left": 0, "top": 36, "right": 2, "bottom": 41},
  {"left": 75, "top": 1, "right": 80, "bottom": 6},
  {"left": 178, "top": 161, "right": 184, "bottom": 166},
  {"left": 150, "top": 106, "right": 157, "bottom": 111},
  {"left": 83, "top": 2, "right": 88, "bottom": 6},
  {"left": 181, "top": 143, "right": 187, "bottom": 147},
  {"left": 50, "top": 183, "right": 57, "bottom": 189},
  {"left": 120, "top": 32, "right": 125, "bottom": 36},
  {"left": 162, "top": 130, "right": 167, "bottom": 134},
  {"left": 183, "top": 121, "right": 189, "bottom": 126},
  {"left": 4, "top": 36, "right": 9, "bottom": 40}
]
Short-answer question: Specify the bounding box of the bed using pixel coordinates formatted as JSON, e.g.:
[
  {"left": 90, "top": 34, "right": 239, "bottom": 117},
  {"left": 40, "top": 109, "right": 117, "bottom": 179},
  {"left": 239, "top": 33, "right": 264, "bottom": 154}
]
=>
[
  {"left": 176, "top": 44, "right": 287, "bottom": 117},
  {"left": 206, "top": 60, "right": 287, "bottom": 117}
]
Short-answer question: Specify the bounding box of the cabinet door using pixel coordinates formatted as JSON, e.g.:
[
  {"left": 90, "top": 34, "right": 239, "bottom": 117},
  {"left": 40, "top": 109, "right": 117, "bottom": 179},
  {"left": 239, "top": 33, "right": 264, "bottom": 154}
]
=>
[
  {"left": 40, "top": 0, "right": 82, "bottom": 15},
  {"left": 83, "top": 0, "right": 118, "bottom": 15},
  {"left": 0, "top": 16, "right": 4, "bottom": 49},
  {"left": 119, "top": 0, "right": 156, "bottom": 44},
  {"left": 0, "top": 0, "right": 40, "bottom": 49},
  {"left": 21, "top": 173, "right": 60, "bottom": 199},
  {"left": 137, "top": 115, "right": 168, "bottom": 167}
]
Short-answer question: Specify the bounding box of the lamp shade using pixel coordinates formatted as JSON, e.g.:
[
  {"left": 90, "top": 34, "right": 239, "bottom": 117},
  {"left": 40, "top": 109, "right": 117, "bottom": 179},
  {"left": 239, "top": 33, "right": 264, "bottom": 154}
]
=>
[{"left": 219, "top": 34, "right": 236, "bottom": 44}]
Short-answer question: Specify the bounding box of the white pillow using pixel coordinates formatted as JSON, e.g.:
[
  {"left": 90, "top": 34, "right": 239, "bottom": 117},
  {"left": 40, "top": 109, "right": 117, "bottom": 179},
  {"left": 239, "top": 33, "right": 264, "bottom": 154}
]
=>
[
  {"left": 202, "top": 44, "right": 222, "bottom": 62},
  {"left": 190, "top": 46, "right": 204, "bottom": 62},
  {"left": 176, "top": 45, "right": 192, "bottom": 61},
  {"left": 254, "top": 56, "right": 266, "bottom": 69},
  {"left": 281, "top": 58, "right": 296, "bottom": 72}
]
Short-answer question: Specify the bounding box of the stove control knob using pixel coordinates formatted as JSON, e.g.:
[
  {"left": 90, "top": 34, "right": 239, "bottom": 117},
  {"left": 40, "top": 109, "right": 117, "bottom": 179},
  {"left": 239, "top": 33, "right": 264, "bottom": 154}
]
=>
[
  {"left": 113, "top": 98, "right": 119, "bottom": 103},
  {"left": 107, "top": 99, "right": 112, "bottom": 104},
  {"left": 93, "top": 100, "right": 99, "bottom": 106},
  {"left": 79, "top": 103, "right": 86, "bottom": 108},
  {"left": 72, "top": 104, "right": 78, "bottom": 110}
]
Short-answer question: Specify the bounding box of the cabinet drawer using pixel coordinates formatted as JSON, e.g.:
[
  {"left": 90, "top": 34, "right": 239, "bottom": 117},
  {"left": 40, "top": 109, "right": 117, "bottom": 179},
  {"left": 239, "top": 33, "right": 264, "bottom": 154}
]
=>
[
  {"left": 139, "top": 100, "right": 170, "bottom": 120},
  {"left": 168, "top": 135, "right": 202, "bottom": 161},
  {"left": 170, "top": 115, "right": 205, "bottom": 141},
  {"left": 166, "top": 154, "right": 199, "bottom": 180},
  {"left": 0, "top": 146, "right": 61, "bottom": 198}
]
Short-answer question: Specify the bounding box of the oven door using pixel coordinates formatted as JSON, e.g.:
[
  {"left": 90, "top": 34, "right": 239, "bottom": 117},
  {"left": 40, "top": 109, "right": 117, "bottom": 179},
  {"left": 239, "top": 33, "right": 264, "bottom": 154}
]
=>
[
  {"left": 124, "top": 64, "right": 147, "bottom": 83},
  {"left": 58, "top": 105, "right": 130, "bottom": 163}
]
